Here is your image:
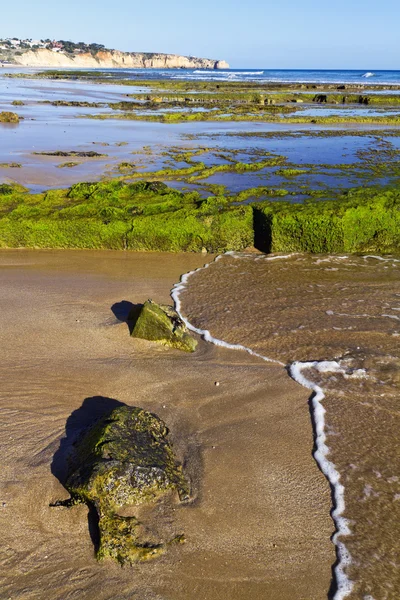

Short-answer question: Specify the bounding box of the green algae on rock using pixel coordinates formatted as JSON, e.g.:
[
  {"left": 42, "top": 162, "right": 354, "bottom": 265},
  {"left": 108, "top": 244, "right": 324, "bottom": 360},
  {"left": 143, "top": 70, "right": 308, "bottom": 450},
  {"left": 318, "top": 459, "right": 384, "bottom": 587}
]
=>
[
  {"left": 0, "top": 162, "right": 21, "bottom": 168},
  {"left": 54, "top": 405, "right": 189, "bottom": 565},
  {"left": 131, "top": 300, "right": 197, "bottom": 352},
  {"left": 0, "top": 111, "right": 19, "bottom": 123}
]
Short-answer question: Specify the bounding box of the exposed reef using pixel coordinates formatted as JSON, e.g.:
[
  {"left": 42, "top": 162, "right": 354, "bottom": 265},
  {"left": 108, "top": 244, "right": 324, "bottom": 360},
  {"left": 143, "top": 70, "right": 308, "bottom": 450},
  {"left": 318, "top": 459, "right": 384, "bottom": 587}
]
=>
[{"left": 0, "top": 180, "right": 399, "bottom": 254}]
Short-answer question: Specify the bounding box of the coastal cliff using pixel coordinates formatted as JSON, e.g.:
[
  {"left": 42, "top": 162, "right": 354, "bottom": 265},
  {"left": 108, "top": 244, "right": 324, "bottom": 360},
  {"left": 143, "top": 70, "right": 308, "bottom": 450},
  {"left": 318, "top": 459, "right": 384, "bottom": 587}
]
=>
[{"left": 11, "top": 49, "right": 229, "bottom": 69}]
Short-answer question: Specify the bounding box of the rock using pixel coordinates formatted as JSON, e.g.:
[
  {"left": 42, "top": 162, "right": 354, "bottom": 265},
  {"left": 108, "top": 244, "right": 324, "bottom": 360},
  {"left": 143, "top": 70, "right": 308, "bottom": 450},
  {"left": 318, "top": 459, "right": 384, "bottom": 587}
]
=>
[
  {"left": 53, "top": 406, "right": 189, "bottom": 564},
  {"left": 0, "top": 111, "right": 19, "bottom": 123},
  {"left": 130, "top": 300, "right": 197, "bottom": 352},
  {"left": 12, "top": 48, "right": 229, "bottom": 70}
]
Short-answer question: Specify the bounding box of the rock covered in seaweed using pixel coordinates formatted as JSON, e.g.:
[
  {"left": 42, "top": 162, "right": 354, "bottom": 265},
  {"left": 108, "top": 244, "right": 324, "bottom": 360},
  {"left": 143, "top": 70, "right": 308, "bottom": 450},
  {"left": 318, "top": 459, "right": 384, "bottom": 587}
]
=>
[
  {"left": 0, "top": 111, "right": 20, "bottom": 123},
  {"left": 54, "top": 406, "right": 190, "bottom": 564},
  {"left": 130, "top": 299, "right": 197, "bottom": 352}
]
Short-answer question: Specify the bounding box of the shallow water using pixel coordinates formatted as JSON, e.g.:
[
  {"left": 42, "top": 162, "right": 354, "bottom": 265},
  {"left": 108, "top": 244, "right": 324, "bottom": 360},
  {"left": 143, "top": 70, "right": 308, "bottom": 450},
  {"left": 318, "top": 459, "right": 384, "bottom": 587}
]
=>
[
  {"left": 180, "top": 252, "right": 400, "bottom": 599},
  {"left": 2, "top": 74, "right": 400, "bottom": 193}
]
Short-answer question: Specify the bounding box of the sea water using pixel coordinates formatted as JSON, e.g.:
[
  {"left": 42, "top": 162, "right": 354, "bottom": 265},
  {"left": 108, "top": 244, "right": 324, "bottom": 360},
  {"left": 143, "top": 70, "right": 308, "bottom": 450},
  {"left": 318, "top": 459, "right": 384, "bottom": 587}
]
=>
[{"left": 176, "top": 252, "right": 400, "bottom": 599}]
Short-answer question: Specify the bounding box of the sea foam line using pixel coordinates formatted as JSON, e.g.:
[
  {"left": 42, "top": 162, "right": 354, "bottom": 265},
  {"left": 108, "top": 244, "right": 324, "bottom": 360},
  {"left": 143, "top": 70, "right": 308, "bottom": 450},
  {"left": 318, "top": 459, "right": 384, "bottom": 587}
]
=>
[
  {"left": 171, "top": 253, "right": 353, "bottom": 600},
  {"left": 290, "top": 361, "right": 353, "bottom": 599}
]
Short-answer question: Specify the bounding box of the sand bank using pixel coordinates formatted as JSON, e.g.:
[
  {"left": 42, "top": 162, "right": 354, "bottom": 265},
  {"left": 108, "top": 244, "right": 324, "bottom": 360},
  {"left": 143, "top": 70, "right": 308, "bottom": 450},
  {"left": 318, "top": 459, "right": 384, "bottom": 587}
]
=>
[{"left": 0, "top": 250, "right": 333, "bottom": 599}]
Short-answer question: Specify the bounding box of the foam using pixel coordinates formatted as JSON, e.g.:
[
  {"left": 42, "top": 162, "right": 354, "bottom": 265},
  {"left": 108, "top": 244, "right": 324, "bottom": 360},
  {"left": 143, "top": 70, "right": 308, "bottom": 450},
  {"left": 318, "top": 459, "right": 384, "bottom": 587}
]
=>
[
  {"left": 171, "top": 260, "right": 285, "bottom": 367},
  {"left": 193, "top": 70, "right": 264, "bottom": 75},
  {"left": 171, "top": 253, "right": 353, "bottom": 599},
  {"left": 289, "top": 361, "right": 353, "bottom": 599}
]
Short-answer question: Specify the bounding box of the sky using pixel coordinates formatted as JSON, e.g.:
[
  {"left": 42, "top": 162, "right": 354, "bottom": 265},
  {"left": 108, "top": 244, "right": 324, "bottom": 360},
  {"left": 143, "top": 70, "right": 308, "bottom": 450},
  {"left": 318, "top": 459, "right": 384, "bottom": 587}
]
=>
[{"left": 1, "top": 0, "right": 399, "bottom": 69}]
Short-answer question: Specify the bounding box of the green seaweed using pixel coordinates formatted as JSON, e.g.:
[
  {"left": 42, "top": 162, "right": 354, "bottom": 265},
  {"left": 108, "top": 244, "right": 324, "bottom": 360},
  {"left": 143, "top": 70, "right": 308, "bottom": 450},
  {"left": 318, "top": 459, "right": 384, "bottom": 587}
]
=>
[
  {"left": 0, "top": 111, "right": 19, "bottom": 123},
  {"left": 54, "top": 405, "right": 189, "bottom": 565},
  {"left": 131, "top": 300, "right": 197, "bottom": 352},
  {"left": 0, "top": 162, "right": 22, "bottom": 168},
  {"left": 57, "top": 162, "right": 80, "bottom": 168}
]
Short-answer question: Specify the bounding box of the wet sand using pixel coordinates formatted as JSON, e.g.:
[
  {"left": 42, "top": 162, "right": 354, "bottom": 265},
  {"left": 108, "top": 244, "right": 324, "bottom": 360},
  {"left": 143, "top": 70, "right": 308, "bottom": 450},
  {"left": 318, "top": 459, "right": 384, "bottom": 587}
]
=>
[
  {"left": 181, "top": 252, "right": 400, "bottom": 599},
  {"left": 0, "top": 250, "right": 333, "bottom": 600}
]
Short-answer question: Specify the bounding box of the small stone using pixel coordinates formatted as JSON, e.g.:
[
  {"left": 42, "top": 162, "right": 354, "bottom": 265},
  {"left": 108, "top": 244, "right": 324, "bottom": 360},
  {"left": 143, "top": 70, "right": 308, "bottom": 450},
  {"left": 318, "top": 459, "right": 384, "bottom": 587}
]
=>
[{"left": 214, "top": 381, "right": 220, "bottom": 387}]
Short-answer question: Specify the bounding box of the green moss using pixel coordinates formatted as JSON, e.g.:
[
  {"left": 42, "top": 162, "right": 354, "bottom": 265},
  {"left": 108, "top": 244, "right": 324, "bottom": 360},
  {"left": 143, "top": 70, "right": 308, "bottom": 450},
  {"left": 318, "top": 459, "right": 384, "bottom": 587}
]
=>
[
  {"left": 57, "top": 162, "right": 79, "bottom": 168},
  {"left": 254, "top": 187, "right": 400, "bottom": 253},
  {"left": 11, "top": 100, "right": 24, "bottom": 106},
  {"left": 131, "top": 300, "right": 197, "bottom": 352},
  {"left": 1, "top": 178, "right": 400, "bottom": 254},
  {"left": 275, "top": 168, "right": 309, "bottom": 177},
  {"left": 55, "top": 405, "right": 189, "bottom": 565},
  {"left": 33, "top": 150, "right": 107, "bottom": 158},
  {"left": 0, "top": 162, "right": 21, "bottom": 168},
  {"left": 0, "top": 111, "right": 19, "bottom": 123},
  {"left": 41, "top": 100, "right": 104, "bottom": 108}
]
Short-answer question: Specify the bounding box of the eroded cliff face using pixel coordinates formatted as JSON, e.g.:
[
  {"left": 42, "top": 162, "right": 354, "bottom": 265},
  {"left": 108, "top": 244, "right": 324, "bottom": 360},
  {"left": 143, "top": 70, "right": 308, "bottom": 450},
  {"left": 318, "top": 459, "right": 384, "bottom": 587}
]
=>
[{"left": 12, "top": 49, "right": 229, "bottom": 69}]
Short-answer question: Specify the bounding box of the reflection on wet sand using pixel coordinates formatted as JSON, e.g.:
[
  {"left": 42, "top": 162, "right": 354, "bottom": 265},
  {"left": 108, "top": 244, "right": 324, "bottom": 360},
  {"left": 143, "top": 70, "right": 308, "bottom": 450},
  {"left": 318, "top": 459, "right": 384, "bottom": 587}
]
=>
[
  {"left": 180, "top": 252, "right": 400, "bottom": 599},
  {"left": 0, "top": 250, "right": 333, "bottom": 600}
]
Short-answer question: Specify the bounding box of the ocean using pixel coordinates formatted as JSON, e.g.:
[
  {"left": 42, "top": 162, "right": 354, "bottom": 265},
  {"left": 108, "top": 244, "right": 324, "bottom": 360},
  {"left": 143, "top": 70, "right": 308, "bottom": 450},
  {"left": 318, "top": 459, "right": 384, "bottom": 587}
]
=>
[
  {"left": 177, "top": 252, "right": 400, "bottom": 599},
  {"left": 59, "top": 68, "right": 400, "bottom": 85}
]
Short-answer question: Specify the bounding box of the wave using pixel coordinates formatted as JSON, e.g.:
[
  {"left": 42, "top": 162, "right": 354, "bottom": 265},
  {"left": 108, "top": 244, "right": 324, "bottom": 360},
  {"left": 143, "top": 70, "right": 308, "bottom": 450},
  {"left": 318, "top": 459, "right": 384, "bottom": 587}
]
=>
[
  {"left": 193, "top": 70, "right": 264, "bottom": 75},
  {"left": 171, "top": 252, "right": 354, "bottom": 600},
  {"left": 362, "top": 72, "right": 375, "bottom": 78}
]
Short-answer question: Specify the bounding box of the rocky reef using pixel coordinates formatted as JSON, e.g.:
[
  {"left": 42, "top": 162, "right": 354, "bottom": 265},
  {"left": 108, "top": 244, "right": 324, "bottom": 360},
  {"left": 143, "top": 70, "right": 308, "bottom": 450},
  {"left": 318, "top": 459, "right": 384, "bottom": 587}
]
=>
[
  {"left": 11, "top": 48, "right": 229, "bottom": 69},
  {"left": 130, "top": 300, "right": 197, "bottom": 352},
  {"left": 53, "top": 405, "right": 189, "bottom": 564}
]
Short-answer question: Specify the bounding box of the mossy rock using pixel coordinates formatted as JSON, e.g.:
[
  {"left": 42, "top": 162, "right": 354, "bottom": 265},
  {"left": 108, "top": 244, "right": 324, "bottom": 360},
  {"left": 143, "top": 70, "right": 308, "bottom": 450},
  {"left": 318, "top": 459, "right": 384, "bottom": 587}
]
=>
[
  {"left": 0, "top": 111, "right": 19, "bottom": 123},
  {"left": 130, "top": 300, "right": 197, "bottom": 352},
  {"left": 54, "top": 405, "right": 189, "bottom": 565}
]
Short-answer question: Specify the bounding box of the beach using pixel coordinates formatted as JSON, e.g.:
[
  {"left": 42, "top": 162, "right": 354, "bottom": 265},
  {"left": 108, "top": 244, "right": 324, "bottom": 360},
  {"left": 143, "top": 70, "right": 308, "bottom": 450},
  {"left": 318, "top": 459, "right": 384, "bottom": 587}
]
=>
[
  {"left": 0, "top": 250, "right": 334, "bottom": 599},
  {"left": 1, "top": 67, "right": 400, "bottom": 599}
]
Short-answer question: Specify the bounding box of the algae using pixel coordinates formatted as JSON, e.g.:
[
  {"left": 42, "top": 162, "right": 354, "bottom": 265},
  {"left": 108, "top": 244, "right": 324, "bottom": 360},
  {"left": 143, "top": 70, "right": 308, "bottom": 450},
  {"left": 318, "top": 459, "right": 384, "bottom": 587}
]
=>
[
  {"left": 54, "top": 405, "right": 189, "bottom": 565},
  {"left": 57, "top": 162, "right": 80, "bottom": 168},
  {"left": 33, "top": 150, "right": 107, "bottom": 158},
  {"left": 0, "top": 111, "right": 19, "bottom": 123},
  {"left": 130, "top": 299, "right": 197, "bottom": 352}
]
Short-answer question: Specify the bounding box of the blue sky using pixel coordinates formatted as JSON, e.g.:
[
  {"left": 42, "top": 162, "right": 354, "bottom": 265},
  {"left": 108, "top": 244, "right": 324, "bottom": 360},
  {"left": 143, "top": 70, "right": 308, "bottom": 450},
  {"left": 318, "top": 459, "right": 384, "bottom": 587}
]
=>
[{"left": 1, "top": 0, "right": 399, "bottom": 69}]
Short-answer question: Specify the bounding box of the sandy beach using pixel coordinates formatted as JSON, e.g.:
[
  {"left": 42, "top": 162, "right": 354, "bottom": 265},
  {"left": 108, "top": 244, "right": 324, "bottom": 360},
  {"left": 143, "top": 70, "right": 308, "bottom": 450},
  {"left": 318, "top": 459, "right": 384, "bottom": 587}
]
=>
[{"left": 0, "top": 249, "right": 334, "bottom": 600}]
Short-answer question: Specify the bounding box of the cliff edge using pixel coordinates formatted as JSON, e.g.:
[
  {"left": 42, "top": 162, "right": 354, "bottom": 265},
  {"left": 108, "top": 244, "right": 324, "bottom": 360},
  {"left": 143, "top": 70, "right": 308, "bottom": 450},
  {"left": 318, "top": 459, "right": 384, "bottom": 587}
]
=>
[{"left": 11, "top": 49, "right": 229, "bottom": 69}]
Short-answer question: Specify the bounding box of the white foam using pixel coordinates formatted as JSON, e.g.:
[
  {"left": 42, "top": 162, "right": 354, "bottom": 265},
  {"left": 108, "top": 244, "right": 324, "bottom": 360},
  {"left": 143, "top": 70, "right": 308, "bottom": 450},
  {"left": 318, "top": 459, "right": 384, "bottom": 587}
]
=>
[
  {"left": 171, "top": 261, "right": 284, "bottom": 367},
  {"left": 363, "top": 255, "right": 400, "bottom": 263},
  {"left": 193, "top": 70, "right": 264, "bottom": 75},
  {"left": 289, "top": 361, "right": 353, "bottom": 599},
  {"left": 171, "top": 254, "right": 353, "bottom": 599}
]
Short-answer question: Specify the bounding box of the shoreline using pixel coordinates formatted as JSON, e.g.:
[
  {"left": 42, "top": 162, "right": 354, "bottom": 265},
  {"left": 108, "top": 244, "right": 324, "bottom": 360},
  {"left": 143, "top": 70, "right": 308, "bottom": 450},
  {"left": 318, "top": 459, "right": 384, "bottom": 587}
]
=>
[{"left": 0, "top": 248, "right": 334, "bottom": 599}]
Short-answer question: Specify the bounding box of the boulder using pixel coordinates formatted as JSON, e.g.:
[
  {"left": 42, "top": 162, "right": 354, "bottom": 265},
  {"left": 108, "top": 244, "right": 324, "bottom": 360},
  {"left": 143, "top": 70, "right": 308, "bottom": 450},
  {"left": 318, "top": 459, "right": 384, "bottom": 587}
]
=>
[
  {"left": 0, "top": 111, "right": 19, "bottom": 123},
  {"left": 53, "top": 406, "right": 189, "bottom": 564},
  {"left": 130, "top": 299, "right": 197, "bottom": 352}
]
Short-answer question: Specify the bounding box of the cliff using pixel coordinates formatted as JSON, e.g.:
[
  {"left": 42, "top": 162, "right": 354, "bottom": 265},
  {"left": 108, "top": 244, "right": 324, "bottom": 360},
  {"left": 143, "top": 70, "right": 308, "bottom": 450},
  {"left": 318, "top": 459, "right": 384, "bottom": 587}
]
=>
[{"left": 11, "top": 49, "right": 229, "bottom": 70}]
